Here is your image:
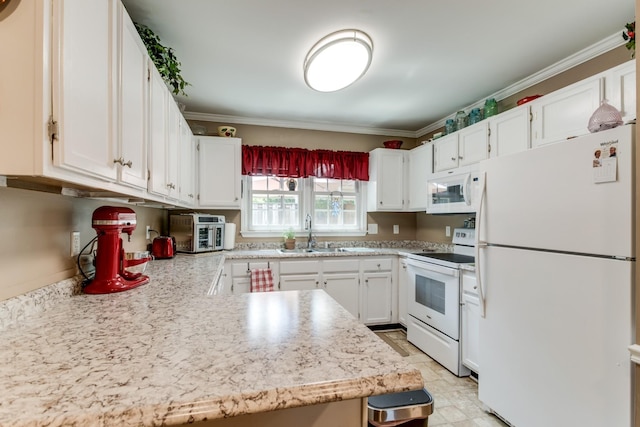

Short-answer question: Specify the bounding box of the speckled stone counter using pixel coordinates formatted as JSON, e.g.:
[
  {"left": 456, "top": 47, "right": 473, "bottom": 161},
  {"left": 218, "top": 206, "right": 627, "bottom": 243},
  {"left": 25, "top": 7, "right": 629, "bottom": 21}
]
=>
[{"left": 0, "top": 253, "right": 423, "bottom": 426}]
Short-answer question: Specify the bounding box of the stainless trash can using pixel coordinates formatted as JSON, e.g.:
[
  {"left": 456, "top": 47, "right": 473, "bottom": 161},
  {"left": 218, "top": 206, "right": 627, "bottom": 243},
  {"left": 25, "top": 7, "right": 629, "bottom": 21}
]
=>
[{"left": 367, "top": 388, "right": 434, "bottom": 427}]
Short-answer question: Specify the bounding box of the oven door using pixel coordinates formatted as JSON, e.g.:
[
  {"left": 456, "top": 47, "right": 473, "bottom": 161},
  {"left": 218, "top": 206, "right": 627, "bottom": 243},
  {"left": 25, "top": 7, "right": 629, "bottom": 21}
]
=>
[
  {"left": 194, "top": 224, "right": 214, "bottom": 252},
  {"left": 406, "top": 258, "right": 461, "bottom": 340}
]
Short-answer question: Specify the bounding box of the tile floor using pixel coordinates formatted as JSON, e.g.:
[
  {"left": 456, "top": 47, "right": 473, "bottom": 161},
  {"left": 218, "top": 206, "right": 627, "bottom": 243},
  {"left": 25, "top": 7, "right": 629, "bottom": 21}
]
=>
[{"left": 378, "top": 329, "right": 508, "bottom": 427}]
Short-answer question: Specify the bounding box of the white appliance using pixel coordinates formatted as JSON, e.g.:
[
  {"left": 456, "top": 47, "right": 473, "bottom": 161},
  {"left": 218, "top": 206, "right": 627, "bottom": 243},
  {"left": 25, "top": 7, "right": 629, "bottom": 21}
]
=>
[
  {"left": 426, "top": 165, "right": 481, "bottom": 214},
  {"left": 406, "top": 228, "right": 475, "bottom": 377},
  {"left": 476, "top": 125, "right": 635, "bottom": 427}
]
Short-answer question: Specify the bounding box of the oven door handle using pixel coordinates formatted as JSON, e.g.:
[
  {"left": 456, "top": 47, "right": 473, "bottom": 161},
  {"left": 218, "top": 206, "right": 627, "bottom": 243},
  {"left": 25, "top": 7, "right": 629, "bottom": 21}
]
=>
[{"left": 406, "top": 260, "right": 459, "bottom": 277}]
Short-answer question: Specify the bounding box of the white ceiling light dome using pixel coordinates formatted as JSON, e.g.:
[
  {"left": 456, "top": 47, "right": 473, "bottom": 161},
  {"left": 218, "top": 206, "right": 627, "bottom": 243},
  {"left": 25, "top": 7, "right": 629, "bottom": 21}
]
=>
[{"left": 303, "top": 29, "right": 373, "bottom": 92}]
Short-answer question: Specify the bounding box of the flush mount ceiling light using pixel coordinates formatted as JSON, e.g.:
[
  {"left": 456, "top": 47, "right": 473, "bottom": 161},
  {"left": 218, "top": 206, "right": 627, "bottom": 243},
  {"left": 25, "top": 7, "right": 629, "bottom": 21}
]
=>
[{"left": 303, "top": 29, "right": 373, "bottom": 92}]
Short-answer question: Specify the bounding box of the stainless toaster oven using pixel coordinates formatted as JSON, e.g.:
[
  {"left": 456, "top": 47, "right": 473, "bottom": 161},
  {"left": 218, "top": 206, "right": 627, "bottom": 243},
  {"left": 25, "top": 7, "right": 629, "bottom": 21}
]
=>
[{"left": 170, "top": 214, "right": 225, "bottom": 253}]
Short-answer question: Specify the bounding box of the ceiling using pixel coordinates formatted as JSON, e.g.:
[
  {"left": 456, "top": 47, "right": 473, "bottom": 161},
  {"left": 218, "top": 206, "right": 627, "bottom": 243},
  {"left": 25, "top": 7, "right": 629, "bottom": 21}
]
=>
[{"left": 121, "top": 0, "right": 635, "bottom": 137}]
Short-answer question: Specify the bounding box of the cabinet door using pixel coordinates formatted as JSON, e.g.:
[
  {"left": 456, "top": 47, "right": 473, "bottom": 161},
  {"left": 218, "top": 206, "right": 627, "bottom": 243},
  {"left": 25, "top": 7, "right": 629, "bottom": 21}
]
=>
[
  {"left": 280, "top": 274, "right": 320, "bottom": 291},
  {"left": 531, "top": 77, "right": 602, "bottom": 147},
  {"left": 397, "top": 259, "right": 409, "bottom": 327},
  {"left": 362, "top": 272, "right": 392, "bottom": 325},
  {"left": 367, "top": 149, "right": 405, "bottom": 211},
  {"left": 322, "top": 273, "right": 360, "bottom": 319},
  {"left": 198, "top": 137, "right": 242, "bottom": 208},
  {"left": 165, "top": 100, "right": 181, "bottom": 199},
  {"left": 606, "top": 60, "right": 636, "bottom": 124},
  {"left": 407, "top": 143, "right": 433, "bottom": 211},
  {"left": 489, "top": 105, "right": 531, "bottom": 158},
  {"left": 461, "top": 292, "right": 480, "bottom": 373},
  {"left": 117, "top": 5, "right": 148, "bottom": 188},
  {"left": 458, "top": 122, "right": 488, "bottom": 166},
  {"left": 148, "top": 64, "right": 169, "bottom": 196},
  {"left": 178, "top": 118, "right": 195, "bottom": 205},
  {"left": 461, "top": 271, "right": 480, "bottom": 373},
  {"left": 231, "top": 277, "right": 251, "bottom": 295},
  {"left": 51, "top": 0, "right": 117, "bottom": 180},
  {"left": 433, "top": 134, "right": 459, "bottom": 172}
]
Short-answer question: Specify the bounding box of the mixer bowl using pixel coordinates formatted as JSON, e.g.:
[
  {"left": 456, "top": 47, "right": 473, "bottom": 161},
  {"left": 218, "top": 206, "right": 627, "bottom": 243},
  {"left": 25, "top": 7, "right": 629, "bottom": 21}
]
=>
[{"left": 124, "top": 251, "right": 151, "bottom": 275}]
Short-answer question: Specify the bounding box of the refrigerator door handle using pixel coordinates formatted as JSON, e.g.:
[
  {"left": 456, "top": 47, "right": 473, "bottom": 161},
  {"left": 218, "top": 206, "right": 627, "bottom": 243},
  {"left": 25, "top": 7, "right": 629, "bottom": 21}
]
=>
[{"left": 475, "top": 171, "right": 487, "bottom": 318}]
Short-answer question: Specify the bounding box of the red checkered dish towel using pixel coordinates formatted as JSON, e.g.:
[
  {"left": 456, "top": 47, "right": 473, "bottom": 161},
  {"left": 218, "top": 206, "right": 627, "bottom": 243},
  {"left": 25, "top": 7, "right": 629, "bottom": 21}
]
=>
[{"left": 250, "top": 268, "right": 274, "bottom": 292}]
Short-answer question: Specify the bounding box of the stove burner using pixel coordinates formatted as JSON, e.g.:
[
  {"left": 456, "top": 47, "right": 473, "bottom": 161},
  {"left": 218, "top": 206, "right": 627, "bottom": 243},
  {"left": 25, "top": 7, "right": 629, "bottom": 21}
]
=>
[{"left": 411, "top": 252, "right": 475, "bottom": 264}]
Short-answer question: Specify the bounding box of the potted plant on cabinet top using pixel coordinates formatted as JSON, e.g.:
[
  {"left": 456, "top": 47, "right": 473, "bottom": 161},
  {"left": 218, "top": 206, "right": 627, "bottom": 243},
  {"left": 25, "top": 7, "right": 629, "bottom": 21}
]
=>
[
  {"left": 134, "top": 22, "right": 190, "bottom": 96},
  {"left": 283, "top": 229, "right": 296, "bottom": 250}
]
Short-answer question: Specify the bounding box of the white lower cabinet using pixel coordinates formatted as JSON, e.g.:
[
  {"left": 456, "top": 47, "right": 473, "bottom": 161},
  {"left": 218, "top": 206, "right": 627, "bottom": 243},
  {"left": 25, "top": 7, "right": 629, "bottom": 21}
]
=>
[
  {"left": 221, "top": 260, "right": 280, "bottom": 295},
  {"left": 222, "top": 256, "right": 396, "bottom": 325},
  {"left": 322, "top": 273, "right": 360, "bottom": 318},
  {"left": 397, "top": 258, "right": 410, "bottom": 327},
  {"left": 361, "top": 258, "right": 395, "bottom": 325},
  {"left": 280, "top": 274, "right": 321, "bottom": 291},
  {"left": 461, "top": 270, "right": 480, "bottom": 373},
  {"left": 362, "top": 272, "right": 393, "bottom": 325}
]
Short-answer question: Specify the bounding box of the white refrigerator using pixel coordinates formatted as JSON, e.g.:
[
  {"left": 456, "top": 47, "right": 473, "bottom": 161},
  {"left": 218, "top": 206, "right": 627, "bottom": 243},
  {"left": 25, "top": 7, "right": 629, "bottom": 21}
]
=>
[{"left": 476, "top": 125, "right": 635, "bottom": 427}]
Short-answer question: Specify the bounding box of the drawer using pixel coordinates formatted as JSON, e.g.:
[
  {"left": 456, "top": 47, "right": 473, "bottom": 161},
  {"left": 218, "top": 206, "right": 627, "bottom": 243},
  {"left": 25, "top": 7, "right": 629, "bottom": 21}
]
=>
[
  {"left": 230, "top": 261, "right": 272, "bottom": 277},
  {"left": 462, "top": 271, "right": 478, "bottom": 294},
  {"left": 323, "top": 259, "right": 359, "bottom": 273},
  {"left": 280, "top": 260, "right": 321, "bottom": 274},
  {"left": 361, "top": 258, "right": 393, "bottom": 272}
]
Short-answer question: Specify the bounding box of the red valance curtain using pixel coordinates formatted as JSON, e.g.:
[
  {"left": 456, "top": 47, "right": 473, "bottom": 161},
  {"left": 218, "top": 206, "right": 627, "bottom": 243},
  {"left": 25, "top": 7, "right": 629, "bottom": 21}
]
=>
[{"left": 241, "top": 145, "right": 369, "bottom": 181}]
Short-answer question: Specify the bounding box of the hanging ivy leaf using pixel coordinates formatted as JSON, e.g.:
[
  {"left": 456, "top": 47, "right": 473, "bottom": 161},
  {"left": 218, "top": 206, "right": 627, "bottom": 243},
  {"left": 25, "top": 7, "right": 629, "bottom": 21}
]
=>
[{"left": 134, "top": 22, "right": 191, "bottom": 96}]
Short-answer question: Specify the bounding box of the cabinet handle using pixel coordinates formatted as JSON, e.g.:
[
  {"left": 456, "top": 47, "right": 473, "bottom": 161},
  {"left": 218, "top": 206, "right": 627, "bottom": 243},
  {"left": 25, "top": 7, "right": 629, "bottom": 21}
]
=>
[
  {"left": 167, "top": 183, "right": 176, "bottom": 189},
  {"left": 234, "top": 197, "right": 238, "bottom": 201},
  {"left": 451, "top": 157, "right": 456, "bottom": 161},
  {"left": 379, "top": 201, "right": 383, "bottom": 205},
  {"left": 458, "top": 156, "right": 464, "bottom": 160},
  {"left": 473, "top": 285, "right": 477, "bottom": 289},
  {"left": 113, "top": 157, "right": 133, "bottom": 168}
]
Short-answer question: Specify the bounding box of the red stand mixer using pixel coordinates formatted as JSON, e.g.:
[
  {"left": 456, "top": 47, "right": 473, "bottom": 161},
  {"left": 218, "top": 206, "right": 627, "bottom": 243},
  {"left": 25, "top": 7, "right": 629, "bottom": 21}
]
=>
[{"left": 84, "top": 206, "right": 151, "bottom": 294}]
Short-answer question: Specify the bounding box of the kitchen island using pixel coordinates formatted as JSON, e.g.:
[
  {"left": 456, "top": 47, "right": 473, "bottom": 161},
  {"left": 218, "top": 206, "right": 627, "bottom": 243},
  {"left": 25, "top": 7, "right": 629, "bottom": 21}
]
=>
[{"left": 0, "top": 254, "right": 423, "bottom": 426}]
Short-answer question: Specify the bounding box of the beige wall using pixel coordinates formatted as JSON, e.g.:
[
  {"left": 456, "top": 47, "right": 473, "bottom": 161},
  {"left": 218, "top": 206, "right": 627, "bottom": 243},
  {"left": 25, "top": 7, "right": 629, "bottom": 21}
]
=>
[{"left": 0, "top": 186, "right": 165, "bottom": 301}]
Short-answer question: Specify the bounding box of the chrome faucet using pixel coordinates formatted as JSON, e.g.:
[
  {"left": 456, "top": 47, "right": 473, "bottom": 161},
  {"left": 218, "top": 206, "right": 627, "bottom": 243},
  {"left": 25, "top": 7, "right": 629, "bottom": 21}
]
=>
[{"left": 305, "top": 214, "right": 316, "bottom": 249}]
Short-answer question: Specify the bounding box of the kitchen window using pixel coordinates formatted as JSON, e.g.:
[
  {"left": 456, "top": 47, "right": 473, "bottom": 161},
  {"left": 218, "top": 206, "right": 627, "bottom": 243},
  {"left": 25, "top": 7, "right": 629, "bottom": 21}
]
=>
[{"left": 242, "top": 176, "right": 366, "bottom": 237}]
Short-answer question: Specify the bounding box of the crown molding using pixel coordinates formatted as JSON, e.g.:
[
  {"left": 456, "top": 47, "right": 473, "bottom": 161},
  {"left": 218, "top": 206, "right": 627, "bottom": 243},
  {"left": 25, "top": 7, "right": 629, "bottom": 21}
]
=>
[
  {"left": 415, "top": 32, "right": 626, "bottom": 138},
  {"left": 186, "top": 32, "right": 625, "bottom": 140},
  {"left": 183, "top": 112, "right": 417, "bottom": 138}
]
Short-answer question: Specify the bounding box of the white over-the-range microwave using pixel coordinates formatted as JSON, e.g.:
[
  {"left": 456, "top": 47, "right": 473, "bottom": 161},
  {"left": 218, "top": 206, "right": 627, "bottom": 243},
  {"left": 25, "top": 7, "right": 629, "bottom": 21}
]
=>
[{"left": 426, "top": 165, "right": 481, "bottom": 214}]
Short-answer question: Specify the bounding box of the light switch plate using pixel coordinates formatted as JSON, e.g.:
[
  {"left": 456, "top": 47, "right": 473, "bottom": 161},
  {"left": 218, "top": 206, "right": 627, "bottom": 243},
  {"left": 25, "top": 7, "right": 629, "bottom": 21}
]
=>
[{"left": 367, "top": 223, "right": 378, "bottom": 234}]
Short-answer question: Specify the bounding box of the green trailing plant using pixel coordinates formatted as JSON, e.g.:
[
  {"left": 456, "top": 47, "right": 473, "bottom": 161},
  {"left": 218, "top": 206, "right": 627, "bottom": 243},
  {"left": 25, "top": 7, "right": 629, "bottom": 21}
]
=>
[{"left": 134, "top": 22, "right": 190, "bottom": 96}]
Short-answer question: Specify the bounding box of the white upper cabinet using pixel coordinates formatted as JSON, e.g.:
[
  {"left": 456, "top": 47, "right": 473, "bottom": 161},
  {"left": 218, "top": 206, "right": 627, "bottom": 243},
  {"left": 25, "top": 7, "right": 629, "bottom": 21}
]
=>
[
  {"left": 605, "top": 60, "right": 636, "bottom": 124},
  {"left": 530, "top": 76, "right": 603, "bottom": 147},
  {"left": 458, "top": 122, "right": 489, "bottom": 166},
  {"left": 488, "top": 104, "right": 531, "bottom": 158},
  {"left": 178, "top": 117, "right": 195, "bottom": 206},
  {"left": 367, "top": 148, "right": 406, "bottom": 211},
  {"left": 147, "top": 64, "right": 170, "bottom": 197},
  {"left": 198, "top": 137, "right": 242, "bottom": 208},
  {"left": 116, "top": 3, "right": 148, "bottom": 189},
  {"left": 433, "top": 124, "right": 489, "bottom": 172},
  {"left": 407, "top": 143, "right": 433, "bottom": 211},
  {"left": 51, "top": 0, "right": 117, "bottom": 180},
  {"left": 433, "top": 133, "right": 459, "bottom": 172}
]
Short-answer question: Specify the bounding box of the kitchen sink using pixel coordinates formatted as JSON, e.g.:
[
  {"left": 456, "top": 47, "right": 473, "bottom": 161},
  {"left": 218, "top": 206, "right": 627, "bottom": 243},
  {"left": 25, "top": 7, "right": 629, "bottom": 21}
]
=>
[{"left": 276, "top": 247, "right": 376, "bottom": 254}]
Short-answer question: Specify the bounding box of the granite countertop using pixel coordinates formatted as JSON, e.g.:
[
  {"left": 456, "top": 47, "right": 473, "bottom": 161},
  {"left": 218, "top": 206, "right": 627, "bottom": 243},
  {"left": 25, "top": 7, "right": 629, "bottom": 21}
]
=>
[{"left": 0, "top": 253, "right": 423, "bottom": 427}]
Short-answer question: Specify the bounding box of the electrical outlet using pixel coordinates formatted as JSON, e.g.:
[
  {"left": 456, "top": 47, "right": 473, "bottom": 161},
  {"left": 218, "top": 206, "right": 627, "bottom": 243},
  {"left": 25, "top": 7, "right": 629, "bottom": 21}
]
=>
[
  {"left": 445, "top": 226, "right": 451, "bottom": 237},
  {"left": 393, "top": 225, "right": 399, "bottom": 234},
  {"left": 146, "top": 225, "right": 151, "bottom": 240},
  {"left": 70, "top": 231, "right": 80, "bottom": 256}
]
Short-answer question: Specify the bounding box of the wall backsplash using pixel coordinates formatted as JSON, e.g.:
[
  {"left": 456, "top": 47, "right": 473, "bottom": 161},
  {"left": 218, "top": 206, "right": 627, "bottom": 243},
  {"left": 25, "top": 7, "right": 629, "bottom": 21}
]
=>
[{"left": 0, "top": 186, "right": 165, "bottom": 302}]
